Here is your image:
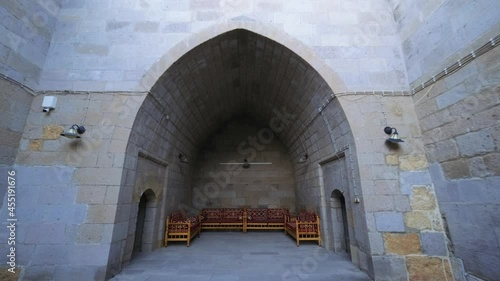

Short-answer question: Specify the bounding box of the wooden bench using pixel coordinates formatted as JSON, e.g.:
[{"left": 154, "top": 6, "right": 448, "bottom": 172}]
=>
[
  {"left": 200, "top": 208, "right": 246, "bottom": 231},
  {"left": 285, "top": 210, "right": 322, "bottom": 246},
  {"left": 164, "top": 211, "right": 201, "bottom": 247},
  {"left": 245, "top": 208, "right": 289, "bottom": 232}
]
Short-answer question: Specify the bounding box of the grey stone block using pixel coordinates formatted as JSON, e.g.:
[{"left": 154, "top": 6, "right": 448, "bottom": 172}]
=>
[
  {"left": 25, "top": 223, "right": 66, "bottom": 244},
  {"left": 449, "top": 257, "right": 467, "bottom": 281},
  {"left": 436, "top": 84, "right": 469, "bottom": 109},
  {"left": 368, "top": 232, "right": 384, "bottom": 255},
  {"left": 16, "top": 165, "right": 74, "bottom": 187},
  {"left": 400, "top": 171, "right": 432, "bottom": 195},
  {"left": 457, "top": 179, "right": 488, "bottom": 203},
  {"left": 54, "top": 265, "right": 107, "bottom": 281},
  {"left": 425, "top": 139, "right": 459, "bottom": 163},
  {"left": 421, "top": 232, "right": 448, "bottom": 256},
  {"left": 31, "top": 245, "right": 71, "bottom": 265},
  {"left": 22, "top": 265, "right": 56, "bottom": 281},
  {"left": 486, "top": 177, "right": 500, "bottom": 203},
  {"left": 456, "top": 130, "right": 494, "bottom": 157},
  {"left": 37, "top": 185, "right": 77, "bottom": 204},
  {"left": 372, "top": 256, "right": 408, "bottom": 281},
  {"left": 70, "top": 244, "right": 110, "bottom": 266},
  {"left": 374, "top": 212, "right": 405, "bottom": 232}
]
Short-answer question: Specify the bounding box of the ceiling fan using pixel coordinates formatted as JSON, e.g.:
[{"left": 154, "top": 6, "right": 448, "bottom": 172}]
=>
[{"left": 219, "top": 158, "right": 272, "bottom": 168}]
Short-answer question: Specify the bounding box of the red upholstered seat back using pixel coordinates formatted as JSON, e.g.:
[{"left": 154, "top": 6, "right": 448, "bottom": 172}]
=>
[
  {"left": 224, "top": 208, "right": 244, "bottom": 221},
  {"left": 170, "top": 211, "right": 186, "bottom": 222},
  {"left": 247, "top": 208, "right": 268, "bottom": 221},
  {"left": 201, "top": 208, "right": 225, "bottom": 221},
  {"left": 268, "top": 208, "right": 289, "bottom": 221},
  {"left": 297, "top": 210, "right": 317, "bottom": 222}
]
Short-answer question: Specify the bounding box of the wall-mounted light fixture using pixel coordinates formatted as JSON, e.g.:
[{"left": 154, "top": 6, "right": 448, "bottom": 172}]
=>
[
  {"left": 42, "top": 96, "right": 57, "bottom": 112},
  {"left": 384, "top": 127, "right": 404, "bottom": 143},
  {"left": 298, "top": 153, "right": 308, "bottom": 163},
  {"left": 178, "top": 153, "right": 189, "bottom": 163},
  {"left": 60, "top": 124, "right": 86, "bottom": 139}
]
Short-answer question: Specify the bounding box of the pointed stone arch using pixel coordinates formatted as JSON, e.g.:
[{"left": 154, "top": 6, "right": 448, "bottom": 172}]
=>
[
  {"left": 136, "top": 20, "right": 347, "bottom": 94},
  {"left": 111, "top": 21, "right": 374, "bottom": 279}
]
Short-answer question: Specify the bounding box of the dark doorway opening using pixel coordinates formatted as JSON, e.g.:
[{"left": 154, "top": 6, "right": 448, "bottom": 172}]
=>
[{"left": 331, "top": 189, "right": 350, "bottom": 254}]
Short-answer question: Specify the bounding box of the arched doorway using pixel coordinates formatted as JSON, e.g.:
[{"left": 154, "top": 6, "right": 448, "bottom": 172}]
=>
[
  {"left": 132, "top": 189, "right": 157, "bottom": 257},
  {"left": 330, "top": 189, "right": 350, "bottom": 255}
]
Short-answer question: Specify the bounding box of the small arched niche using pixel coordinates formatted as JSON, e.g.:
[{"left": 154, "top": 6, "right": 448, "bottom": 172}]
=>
[
  {"left": 330, "top": 189, "right": 350, "bottom": 255},
  {"left": 132, "top": 189, "right": 158, "bottom": 257}
]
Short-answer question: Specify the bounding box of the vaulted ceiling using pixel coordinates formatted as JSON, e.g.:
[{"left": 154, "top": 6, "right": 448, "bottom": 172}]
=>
[{"left": 149, "top": 29, "right": 340, "bottom": 158}]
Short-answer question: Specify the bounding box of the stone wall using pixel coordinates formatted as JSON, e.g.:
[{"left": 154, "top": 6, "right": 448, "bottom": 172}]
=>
[
  {"left": 0, "top": 0, "right": 61, "bottom": 88},
  {"left": 191, "top": 117, "right": 295, "bottom": 211},
  {"left": 0, "top": 91, "right": 145, "bottom": 280},
  {"left": 113, "top": 93, "right": 194, "bottom": 275},
  {"left": 0, "top": 78, "right": 33, "bottom": 166},
  {"left": 413, "top": 46, "right": 500, "bottom": 281},
  {"left": 389, "top": 0, "right": 500, "bottom": 85},
  {"left": 338, "top": 93, "right": 455, "bottom": 281},
  {"left": 39, "top": 0, "right": 407, "bottom": 92}
]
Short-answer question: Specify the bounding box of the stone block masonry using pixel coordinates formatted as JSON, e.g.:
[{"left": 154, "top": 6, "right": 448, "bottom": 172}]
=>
[
  {"left": 0, "top": 0, "right": 497, "bottom": 280},
  {"left": 415, "top": 43, "right": 500, "bottom": 280}
]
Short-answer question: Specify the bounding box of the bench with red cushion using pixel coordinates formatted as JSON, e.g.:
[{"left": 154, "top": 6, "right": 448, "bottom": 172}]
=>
[
  {"left": 285, "top": 210, "right": 322, "bottom": 246},
  {"left": 164, "top": 211, "right": 201, "bottom": 247},
  {"left": 245, "top": 208, "right": 290, "bottom": 232},
  {"left": 200, "top": 208, "right": 246, "bottom": 231}
]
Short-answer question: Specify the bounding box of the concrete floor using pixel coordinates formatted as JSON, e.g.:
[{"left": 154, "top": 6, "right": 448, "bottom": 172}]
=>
[{"left": 110, "top": 231, "right": 372, "bottom": 281}]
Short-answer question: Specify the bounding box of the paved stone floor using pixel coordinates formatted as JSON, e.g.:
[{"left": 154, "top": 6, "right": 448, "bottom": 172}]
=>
[{"left": 110, "top": 231, "right": 372, "bottom": 281}]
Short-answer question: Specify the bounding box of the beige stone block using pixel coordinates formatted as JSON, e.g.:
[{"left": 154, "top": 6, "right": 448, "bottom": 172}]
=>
[
  {"left": 86, "top": 205, "right": 117, "bottom": 223},
  {"left": 76, "top": 186, "right": 106, "bottom": 204},
  {"left": 77, "top": 224, "right": 103, "bottom": 243},
  {"left": 0, "top": 267, "right": 21, "bottom": 281},
  {"left": 406, "top": 257, "right": 454, "bottom": 281},
  {"left": 28, "top": 139, "right": 43, "bottom": 151},
  {"left": 42, "top": 125, "right": 64, "bottom": 140},
  {"left": 399, "top": 154, "right": 428, "bottom": 171},
  {"left": 74, "top": 167, "right": 124, "bottom": 186},
  {"left": 384, "top": 233, "right": 421, "bottom": 255},
  {"left": 405, "top": 211, "right": 432, "bottom": 230},
  {"left": 411, "top": 186, "right": 436, "bottom": 210},
  {"left": 385, "top": 154, "right": 399, "bottom": 165}
]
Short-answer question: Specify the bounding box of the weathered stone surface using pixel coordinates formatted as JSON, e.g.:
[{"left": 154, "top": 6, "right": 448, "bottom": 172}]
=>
[
  {"left": 28, "top": 139, "right": 43, "bottom": 151},
  {"left": 0, "top": 267, "right": 21, "bottom": 281},
  {"left": 484, "top": 153, "right": 500, "bottom": 176},
  {"left": 399, "top": 154, "right": 429, "bottom": 171},
  {"left": 411, "top": 186, "right": 436, "bottom": 210},
  {"left": 424, "top": 139, "right": 459, "bottom": 163},
  {"left": 42, "top": 125, "right": 64, "bottom": 140},
  {"left": 406, "top": 257, "right": 453, "bottom": 281},
  {"left": 384, "top": 233, "right": 422, "bottom": 255},
  {"left": 405, "top": 211, "right": 432, "bottom": 230},
  {"left": 441, "top": 159, "right": 471, "bottom": 179},
  {"left": 455, "top": 130, "right": 495, "bottom": 157}
]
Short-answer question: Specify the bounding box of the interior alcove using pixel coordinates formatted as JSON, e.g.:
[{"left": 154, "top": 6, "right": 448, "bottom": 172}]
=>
[
  {"left": 191, "top": 115, "right": 296, "bottom": 211},
  {"left": 113, "top": 28, "right": 368, "bottom": 278}
]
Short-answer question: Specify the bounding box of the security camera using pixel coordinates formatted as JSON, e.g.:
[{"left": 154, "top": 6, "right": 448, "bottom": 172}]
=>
[{"left": 42, "top": 96, "right": 57, "bottom": 112}]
